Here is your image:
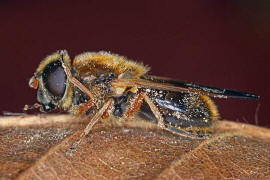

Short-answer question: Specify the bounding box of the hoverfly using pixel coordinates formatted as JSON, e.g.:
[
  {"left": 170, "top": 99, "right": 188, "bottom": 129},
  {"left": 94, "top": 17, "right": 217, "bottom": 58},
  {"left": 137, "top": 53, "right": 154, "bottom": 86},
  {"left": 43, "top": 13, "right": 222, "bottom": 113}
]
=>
[{"left": 26, "top": 50, "right": 259, "bottom": 149}]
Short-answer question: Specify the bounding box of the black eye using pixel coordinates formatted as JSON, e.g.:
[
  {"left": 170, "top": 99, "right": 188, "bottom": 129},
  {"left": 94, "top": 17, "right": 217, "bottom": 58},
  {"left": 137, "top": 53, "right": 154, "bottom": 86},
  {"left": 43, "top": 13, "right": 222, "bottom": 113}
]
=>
[
  {"left": 42, "top": 60, "right": 67, "bottom": 98},
  {"left": 47, "top": 66, "right": 66, "bottom": 96}
]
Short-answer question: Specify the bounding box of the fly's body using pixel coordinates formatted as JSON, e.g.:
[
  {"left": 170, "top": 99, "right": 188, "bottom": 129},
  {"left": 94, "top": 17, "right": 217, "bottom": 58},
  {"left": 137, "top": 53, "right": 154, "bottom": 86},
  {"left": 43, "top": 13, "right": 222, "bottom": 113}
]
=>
[{"left": 26, "top": 50, "right": 259, "bottom": 144}]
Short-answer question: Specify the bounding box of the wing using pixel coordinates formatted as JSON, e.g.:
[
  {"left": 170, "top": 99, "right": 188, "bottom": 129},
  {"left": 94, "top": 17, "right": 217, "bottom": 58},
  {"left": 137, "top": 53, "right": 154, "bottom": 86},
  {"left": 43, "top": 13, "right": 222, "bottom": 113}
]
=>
[{"left": 112, "top": 75, "right": 259, "bottom": 100}]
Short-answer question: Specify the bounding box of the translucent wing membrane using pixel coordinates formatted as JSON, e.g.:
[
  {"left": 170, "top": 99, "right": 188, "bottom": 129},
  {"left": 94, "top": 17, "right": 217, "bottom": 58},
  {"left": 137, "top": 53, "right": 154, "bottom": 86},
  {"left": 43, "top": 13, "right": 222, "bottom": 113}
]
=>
[
  {"left": 112, "top": 76, "right": 259, "bottom": 100},
  {"left": 143, "top": 76, "right": 259, "bottom": 100}
]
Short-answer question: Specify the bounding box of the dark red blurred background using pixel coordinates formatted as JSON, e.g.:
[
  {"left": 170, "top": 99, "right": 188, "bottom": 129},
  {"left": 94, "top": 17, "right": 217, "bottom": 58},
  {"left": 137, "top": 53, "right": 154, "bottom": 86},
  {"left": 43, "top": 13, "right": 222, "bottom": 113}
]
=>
[{"left": 0, "top": 1, "right": 269, "bottom": 127}]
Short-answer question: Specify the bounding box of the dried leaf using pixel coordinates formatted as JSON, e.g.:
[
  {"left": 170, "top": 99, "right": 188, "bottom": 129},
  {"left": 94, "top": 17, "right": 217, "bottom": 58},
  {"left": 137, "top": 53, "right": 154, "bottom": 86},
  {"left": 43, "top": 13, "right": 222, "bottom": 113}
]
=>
[{"left": 0, "top": 115, "right": 269, "bottom": 180}]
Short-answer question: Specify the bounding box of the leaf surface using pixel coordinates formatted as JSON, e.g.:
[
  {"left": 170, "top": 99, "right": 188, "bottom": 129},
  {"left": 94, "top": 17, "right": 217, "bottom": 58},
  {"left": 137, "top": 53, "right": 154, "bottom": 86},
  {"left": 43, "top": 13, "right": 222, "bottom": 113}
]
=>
[{"left": 0, "top": 115, "right": 269, "bottom": 180}]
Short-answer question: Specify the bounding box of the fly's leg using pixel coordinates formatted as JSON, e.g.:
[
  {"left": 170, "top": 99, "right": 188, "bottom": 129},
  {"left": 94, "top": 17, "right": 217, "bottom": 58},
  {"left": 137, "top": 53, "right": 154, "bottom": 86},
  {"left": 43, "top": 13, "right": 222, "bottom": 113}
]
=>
[
  {"left": 118, "top": 92, "right": 165, "bottom": 132},
  {"left": 68, "top": 99, "right": 114, "bottom": 154},
  {"left": 143, "top": 94, "right": 165, "bottom": 129},
  {"left": 123, "top": 92, "right": 144, "bottom": 118},
  {"left": 72, "top": 100, "right": 93, "bottom": 116},
  {"left": 60, "top": 54, "right": 96, "bottom": 121},
  {"left": 143, "top": 94, "right": 205, "bottom": 138},
  {"left": 59, "top": 54, "right": 115, "bottom": 154},
  {"left": 119, "top": 92, "right": 163, "bottom": 126},
  {"left": 60, "top": 55, "right": 95, "bottom": 101}
]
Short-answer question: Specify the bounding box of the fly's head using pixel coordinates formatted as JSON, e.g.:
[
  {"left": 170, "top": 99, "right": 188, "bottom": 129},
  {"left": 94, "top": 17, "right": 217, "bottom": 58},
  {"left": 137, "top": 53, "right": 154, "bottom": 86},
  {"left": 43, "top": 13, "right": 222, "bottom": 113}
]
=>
[{"left": 28, "top": 50, "right": 73, "bottom": 112}]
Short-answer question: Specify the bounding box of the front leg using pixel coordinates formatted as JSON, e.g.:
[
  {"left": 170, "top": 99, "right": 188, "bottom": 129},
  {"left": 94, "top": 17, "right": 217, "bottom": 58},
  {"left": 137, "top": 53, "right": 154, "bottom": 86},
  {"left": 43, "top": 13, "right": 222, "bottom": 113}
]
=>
[
  {"left": 71, "top": 100, "right": 93, "bottom": 116},
  {"left": 68, "top": 98, "right": 114, "bottom": 154},
  {"left": 60, "top": 56, "right": 95, "bottom": 101}
]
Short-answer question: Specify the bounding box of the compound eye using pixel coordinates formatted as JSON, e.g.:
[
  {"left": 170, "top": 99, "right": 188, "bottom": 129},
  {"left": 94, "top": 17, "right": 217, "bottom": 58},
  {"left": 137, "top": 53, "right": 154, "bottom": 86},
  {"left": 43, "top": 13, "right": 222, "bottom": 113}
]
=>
[
  {"left": 47, "top": 66, "right": 66, "bottom": 96},
  {"left": 42, "top": 60, "right": 67, "bottom": 98}
]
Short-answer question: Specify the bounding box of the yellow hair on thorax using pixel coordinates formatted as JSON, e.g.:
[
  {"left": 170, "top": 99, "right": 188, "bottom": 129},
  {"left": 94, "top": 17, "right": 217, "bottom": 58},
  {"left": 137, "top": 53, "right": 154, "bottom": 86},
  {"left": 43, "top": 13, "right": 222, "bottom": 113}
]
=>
[{"left": 73, "top": 51, "right": 150, "bottom": 79}]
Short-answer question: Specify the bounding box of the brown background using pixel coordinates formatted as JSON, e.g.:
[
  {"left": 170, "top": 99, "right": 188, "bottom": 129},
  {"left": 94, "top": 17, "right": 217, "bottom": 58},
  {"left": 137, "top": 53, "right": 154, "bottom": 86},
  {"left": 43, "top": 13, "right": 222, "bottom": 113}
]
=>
[{"left": 0, "top": 1, "right": 269, "bottom": 127}]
